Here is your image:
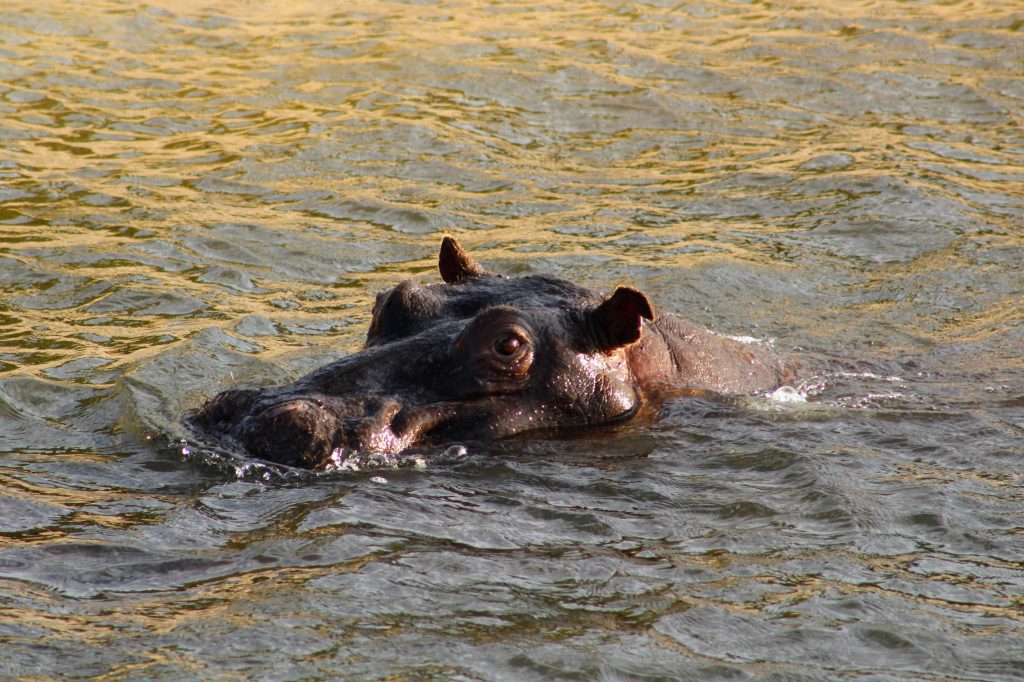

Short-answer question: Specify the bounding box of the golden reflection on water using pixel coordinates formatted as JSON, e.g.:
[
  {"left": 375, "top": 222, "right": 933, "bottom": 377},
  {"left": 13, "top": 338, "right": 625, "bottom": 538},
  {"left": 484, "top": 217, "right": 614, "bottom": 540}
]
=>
[
  {"left": 0, "top": 0, "right": 1018, "bottom": 373},
  {"left": 0, "top": 0, "right": 1017, "bottom": 394}
]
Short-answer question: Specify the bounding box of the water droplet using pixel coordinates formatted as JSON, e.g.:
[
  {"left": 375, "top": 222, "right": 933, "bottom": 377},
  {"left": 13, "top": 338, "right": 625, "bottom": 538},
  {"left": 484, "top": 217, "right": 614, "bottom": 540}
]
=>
[
  {"left": 769, "top": 385, "right": 805, "bottom": 403},
  {"left": 444, "top": 444, "right": 468, "bottom": 458}
]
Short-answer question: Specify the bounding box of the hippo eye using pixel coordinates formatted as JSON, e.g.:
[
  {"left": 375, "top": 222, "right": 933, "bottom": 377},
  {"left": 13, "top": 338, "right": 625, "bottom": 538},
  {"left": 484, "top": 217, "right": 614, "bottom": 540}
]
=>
[
  {"left": 494, "top": 335, "right": 521, "bottom": 356},
  {"left": 487, "top": 329, "right": 532, "bottom": 379},
  {"left": 453, "top": 309, "right": 535, "bottom": 388}
]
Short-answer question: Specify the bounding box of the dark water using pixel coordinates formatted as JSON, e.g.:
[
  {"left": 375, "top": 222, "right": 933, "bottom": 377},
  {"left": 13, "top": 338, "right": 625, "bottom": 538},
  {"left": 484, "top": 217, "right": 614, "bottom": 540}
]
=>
[{"left": 2, "top": 1, "right": 1022, "bottom": 679}]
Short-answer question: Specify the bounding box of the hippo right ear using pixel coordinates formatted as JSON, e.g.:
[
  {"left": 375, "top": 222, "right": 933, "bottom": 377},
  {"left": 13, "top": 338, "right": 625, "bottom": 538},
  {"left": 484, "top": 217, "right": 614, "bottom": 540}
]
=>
[
  {"left": 588, "top": 287, "right": 655, "bottom": 352},
  {"left": 439, "top": 236, "right": 492, "bottom": 283}
]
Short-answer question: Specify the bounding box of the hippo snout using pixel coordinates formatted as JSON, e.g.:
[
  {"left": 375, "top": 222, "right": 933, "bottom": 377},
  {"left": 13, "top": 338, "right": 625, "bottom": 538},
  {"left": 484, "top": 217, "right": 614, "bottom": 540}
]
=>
[
  {"left": 214, "top": 395, "right": 444, "bottom": 468},
  {"left": 239, "top": 400, "right": 338, "bottom": 468}
]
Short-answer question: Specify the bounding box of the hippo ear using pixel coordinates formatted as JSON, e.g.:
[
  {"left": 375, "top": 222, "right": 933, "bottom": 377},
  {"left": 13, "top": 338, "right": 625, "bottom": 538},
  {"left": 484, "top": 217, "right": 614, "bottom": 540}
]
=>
[
  {"left": 439, "top": 236, "right": 491, "bottom": 283},
  {"left": 589, "top": 287, "right": 654, "bottom": 351}
]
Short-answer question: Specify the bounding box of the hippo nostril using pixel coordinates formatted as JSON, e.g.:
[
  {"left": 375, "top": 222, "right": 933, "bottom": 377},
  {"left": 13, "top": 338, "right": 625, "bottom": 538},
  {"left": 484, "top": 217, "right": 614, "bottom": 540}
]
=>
[
  {"left": 192, "top": 388, "right": 259, "bottom": 429},
  {"left": 387, "top": 404, "right": 453, "bottom": 447},
  {"left": 366, "top": 397, "right": 401, "bottom": 424},
  {"left": 240, "top": 400, "right": 335, "bottom": 468}
]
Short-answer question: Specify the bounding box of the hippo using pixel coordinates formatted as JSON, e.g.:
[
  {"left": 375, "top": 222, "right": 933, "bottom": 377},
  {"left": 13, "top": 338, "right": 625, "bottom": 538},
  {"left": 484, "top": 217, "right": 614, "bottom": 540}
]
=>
[{"left": 187, "top": 237, "right": 797, "bottom": 468}]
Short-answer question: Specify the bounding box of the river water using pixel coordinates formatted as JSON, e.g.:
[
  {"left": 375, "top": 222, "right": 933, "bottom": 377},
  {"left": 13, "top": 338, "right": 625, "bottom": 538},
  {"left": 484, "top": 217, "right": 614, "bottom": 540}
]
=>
[{"left": 2, "top": 1, "right": 1022, "bottom": 679}]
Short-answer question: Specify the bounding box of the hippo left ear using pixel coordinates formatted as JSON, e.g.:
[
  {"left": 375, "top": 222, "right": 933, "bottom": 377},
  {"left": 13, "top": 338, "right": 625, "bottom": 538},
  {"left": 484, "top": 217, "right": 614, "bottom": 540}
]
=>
[
  {"left": 438, "top": 236, "right": 492, "bottom": 283},
  {"left": 589, "top": 287, "right": 654, "bottom": 351}
]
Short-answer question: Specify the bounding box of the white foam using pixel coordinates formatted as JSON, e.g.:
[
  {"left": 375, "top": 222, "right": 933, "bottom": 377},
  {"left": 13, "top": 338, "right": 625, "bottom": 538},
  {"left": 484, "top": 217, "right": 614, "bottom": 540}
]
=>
[
  {"left": 726, "top": 334, "right": 775, "bottom": 348},
  {"left": 834, "top": 371, "right": 905, "bottom": 383}
]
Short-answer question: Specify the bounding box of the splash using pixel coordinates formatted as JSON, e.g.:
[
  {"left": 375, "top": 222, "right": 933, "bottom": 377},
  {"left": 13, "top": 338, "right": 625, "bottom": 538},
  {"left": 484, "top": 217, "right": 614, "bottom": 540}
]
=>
[{"left": 176, "top": 436, "right": 471, "bottom": 482}]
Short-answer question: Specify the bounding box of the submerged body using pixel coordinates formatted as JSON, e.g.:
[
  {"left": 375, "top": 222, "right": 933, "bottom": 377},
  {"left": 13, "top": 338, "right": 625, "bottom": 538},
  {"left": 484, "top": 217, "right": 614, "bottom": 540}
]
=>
[{"left": 188, "top": 237, "right": 797, "bottom": 468}]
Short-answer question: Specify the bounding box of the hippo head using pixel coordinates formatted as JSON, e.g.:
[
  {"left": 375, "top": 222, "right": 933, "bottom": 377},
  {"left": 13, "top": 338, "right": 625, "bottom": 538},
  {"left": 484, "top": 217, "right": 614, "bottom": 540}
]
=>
[{"left": 188, "top": 237, "right": 654, "bottom": 468}]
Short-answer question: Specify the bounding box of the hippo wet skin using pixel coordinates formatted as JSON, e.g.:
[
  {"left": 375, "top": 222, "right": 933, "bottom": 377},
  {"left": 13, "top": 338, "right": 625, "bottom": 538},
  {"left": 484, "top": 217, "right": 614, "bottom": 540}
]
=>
[{"left": 188, "top": 237, "right": 797, "bottom": 468}]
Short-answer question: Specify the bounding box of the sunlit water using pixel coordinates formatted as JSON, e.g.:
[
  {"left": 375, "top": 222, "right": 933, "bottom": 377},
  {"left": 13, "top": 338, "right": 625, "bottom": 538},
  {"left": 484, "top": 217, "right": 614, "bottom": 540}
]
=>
[{"left": 2, "top": 1, "right": 1022, "bottom": 679}]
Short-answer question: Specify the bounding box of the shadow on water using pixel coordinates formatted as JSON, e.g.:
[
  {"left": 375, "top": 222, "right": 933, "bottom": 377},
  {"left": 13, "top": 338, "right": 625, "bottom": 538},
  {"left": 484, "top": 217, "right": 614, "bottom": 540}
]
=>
[{"left": 0, "top": 0, "right": 1022, "bottom": 679}]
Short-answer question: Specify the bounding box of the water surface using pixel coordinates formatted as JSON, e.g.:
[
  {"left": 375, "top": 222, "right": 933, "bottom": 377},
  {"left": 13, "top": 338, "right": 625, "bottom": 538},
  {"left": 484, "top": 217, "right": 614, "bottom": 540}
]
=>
[{"left": 1, "top": 1, "right": 1022, "bottom": 679}]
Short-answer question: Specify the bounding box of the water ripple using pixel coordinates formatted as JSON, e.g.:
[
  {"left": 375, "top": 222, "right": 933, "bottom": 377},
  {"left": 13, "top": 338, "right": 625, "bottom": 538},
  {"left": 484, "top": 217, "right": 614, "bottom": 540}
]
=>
[{"left": 0, "top": 1, "right": 1021, "bottom": 679}]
